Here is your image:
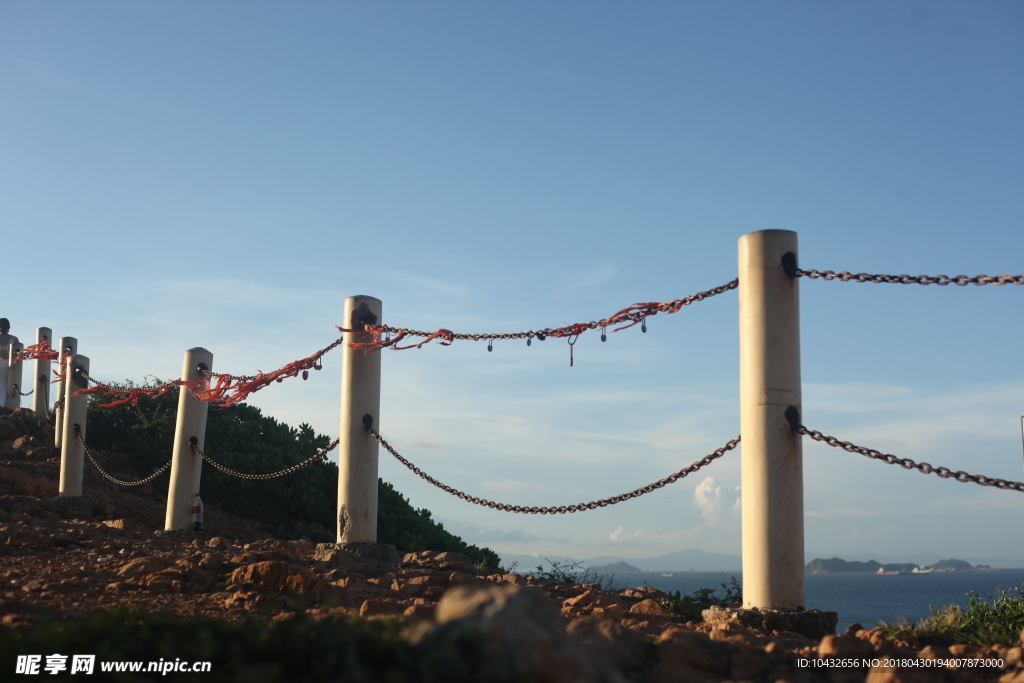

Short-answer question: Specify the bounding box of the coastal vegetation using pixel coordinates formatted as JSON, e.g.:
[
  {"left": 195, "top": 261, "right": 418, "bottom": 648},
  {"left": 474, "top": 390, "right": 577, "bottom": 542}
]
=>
[
  {"left": 656, "top": 577, "right": 743, "bottom": 622},
  {"left": 878, "top": 584, "right": 1024, "bottom": 645}
]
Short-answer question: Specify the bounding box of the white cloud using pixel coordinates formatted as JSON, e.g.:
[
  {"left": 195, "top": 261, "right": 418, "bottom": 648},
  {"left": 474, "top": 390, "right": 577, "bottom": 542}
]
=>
[
  {"left": 693, "top": 476, "right": 724, "bottom": 525},
  {"left": 609, "top": 525, "right": 646, "bottom": 542}
]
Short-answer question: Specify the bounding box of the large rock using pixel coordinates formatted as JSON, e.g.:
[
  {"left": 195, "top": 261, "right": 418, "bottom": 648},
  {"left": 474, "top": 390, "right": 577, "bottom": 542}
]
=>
[
  {"left": 117, "top": 557, "right": 174, "bottom": 578},
  {"left": 628, "top": 598, "right": 674, "bottom": 620},
  {"left": 418, "top": 584, "right": 627, "bottom": 683},
  {"left": 702, "top": 604, "right": 837, "bottom": 640},
  {"left": 228, "top": 560, "right": 315, "bottom": 592}
]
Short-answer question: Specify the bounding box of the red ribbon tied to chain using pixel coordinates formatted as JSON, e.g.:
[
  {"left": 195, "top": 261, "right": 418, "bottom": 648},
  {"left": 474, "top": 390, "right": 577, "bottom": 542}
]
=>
[
  {"left": 342, "top": 325, "right": 456, "bottom": 352},
  {"left": 72, "top": 379, "right": 209, "bottom": 408},
  {"left": 10, "top": 340, "right": 60, "bottom": 366}
]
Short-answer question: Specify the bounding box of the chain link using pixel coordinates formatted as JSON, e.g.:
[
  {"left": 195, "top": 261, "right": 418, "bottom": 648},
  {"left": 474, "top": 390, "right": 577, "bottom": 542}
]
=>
[
  {"left": 371, "top": 429, "right": 740, "bottom": 513},
  {"left": 354, "top": 279, "right": 739, "bottom": 351},
  {"left": 75, "top": 428, "right": 171, "bottom": 487},
  {"left": 797, "top": 270, "right": 1024, "bottom": 286},
  {"left": 199, "top": 337, "right": 340, "bottom": 383},
  {"left": 799, "top": 426, "right": 1024, "bottom": 492},
  {"left": 191, "top": 439, "right": 340, "bottom": 480}
]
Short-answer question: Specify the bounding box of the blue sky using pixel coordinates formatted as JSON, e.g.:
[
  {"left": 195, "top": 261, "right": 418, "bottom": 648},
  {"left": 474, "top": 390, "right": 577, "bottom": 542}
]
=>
[{"left": 3, "top": 2, "right": 1023, "bottom": 566}]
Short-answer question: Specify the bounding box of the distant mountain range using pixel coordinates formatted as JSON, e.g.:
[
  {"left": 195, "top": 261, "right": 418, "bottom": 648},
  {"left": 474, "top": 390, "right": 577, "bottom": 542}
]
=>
[
  {"left": 497, "top": 549, "right": 1024, "bottom": 573},
  {"left": 498, "top": 548, "right": 741, "bottom": 573}
]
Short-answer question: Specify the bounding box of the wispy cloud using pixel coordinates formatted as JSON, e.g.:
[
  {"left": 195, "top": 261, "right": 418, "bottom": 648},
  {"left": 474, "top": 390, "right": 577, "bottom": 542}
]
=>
[
  {"left": 609, "top": 525, "right": 646, "bottom": 542},
  {"left": 19, "top": 60, "right": 68, "bottom": 87},
  {"left": 551, "top": 267, "right": 618, "bottom": 299},
  {"left": 438, "top": 518, "right": 570, "bottom": 544}
]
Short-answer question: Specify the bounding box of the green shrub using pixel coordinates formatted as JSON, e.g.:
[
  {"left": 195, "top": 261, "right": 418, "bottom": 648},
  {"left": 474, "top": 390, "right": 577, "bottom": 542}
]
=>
[
  {"left": 879, "top": 584, "right": 1024, "bottom": 645},
  {"left": 657, "top": 577, "right": 742, "bottom": 622}
]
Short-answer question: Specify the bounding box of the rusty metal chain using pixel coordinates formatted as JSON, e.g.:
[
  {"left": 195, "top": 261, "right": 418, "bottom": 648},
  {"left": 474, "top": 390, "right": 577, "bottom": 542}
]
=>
[
  {"left": 199, "top": 337, "right": 340, "bottom": 383},
  {"left": 52, "top": 397, "right": 64, "bottom": 415},
  {"left": 799, "top": 426, "right": 1024, "bottom": 492},
  {"left": 191, "top": 438, "right": 340, "bottom": 480},
  {"left": 80, "top": 371, "right": 185, "bottom": 394},
  {"left": 17, "top": 386, "right": 33, "bottom": 396},
  {"left": 797, "top": 270, "right": 1024, "bottom": 286},
  {"left": 356, "top": 279, "right": 739, "bottom": 351},
  {"left": 75, "top": 428, "right": 171, "bottom": 487},
  {"left": 371, "top": 429, "right": 740, "bottom": 513}
]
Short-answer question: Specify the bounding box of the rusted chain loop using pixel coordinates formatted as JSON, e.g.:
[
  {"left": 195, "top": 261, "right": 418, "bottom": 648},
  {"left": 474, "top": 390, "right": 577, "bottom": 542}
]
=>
[
  {"left": 199, "top": 336, "right": 343, "bottom": 383},
  {"left": 798, "top": 425, "right": 1024, "bottom": 492},
  {"left": 191, "top": 439, "right": 340, "bottom": 480},
  {"left": 75, "top": 428, "right": 171, "bottom": 487},
  {"left": 80, "top": 371, "right": 185, "bottom": 394},
  {"left": 371, "top": 429, "right": 740, "bottom": 513},
  {"left": 350, "top": 279, "right": 739, "bottom": 351},
  {"left": 796, "top": 270, "right": 1024, "bottom": 286},
  {"left": 18, "top": 388, "right": 33, "bottom": 396}
]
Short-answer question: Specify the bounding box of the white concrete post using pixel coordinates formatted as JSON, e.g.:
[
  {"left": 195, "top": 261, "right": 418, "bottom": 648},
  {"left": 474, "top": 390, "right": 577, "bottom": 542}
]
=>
[
  {"left": 4, "top": 342, "right": 23, "bottom": 410},
  {"left": 337, "top": 295, "right": 383, "bottom": 543},
  {"left": 738, "top": 229, "right": 804, "bottom": 610},
  {"left": 58, "top": 355, "right": 90, "bottom": 497},
  {"left": 164, "top": 348, "right": 213, "bottom": 531},
  {"left": 53, "top": 336, "right": 78, "bottom": 448},
  {"left": 33, "top": 328, "right": 52, "bottom": 416}
]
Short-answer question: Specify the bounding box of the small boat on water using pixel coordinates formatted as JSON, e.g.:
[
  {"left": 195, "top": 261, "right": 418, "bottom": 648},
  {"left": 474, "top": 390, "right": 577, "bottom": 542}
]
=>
[
  {"left": 660, "top": 573, "right": 675, "bottom": 577},
  {"left": 876, "top": 568, "right": 906, "bottom": 575},
  {"left": 811, "top": 570, "right": 831, "bottom": 575},
  {"left": 911, "top": 567, "right": 934, "bottom": 574}
]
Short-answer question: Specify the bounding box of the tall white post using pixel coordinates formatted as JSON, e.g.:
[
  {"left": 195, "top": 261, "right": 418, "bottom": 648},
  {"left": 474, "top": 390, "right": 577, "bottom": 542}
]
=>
[
  {"left": 33, "top": 328, "right": 52, "bottom": 417},
  {"left": 739, "top": 229, "right": 804, "bottom": 610},
  {"left": 53, "top": 336, "right": 78, "bottom": 448},
  {"left": 4, "top": 342, "right": 23, "bottom": 410},
  {"left": 164, "top": 348, "right": 213, "bottom": 531},
  {"left": 337, "top": 295, "right": 383, "bottom": 543},
  {"left": 58, "top": 355, "right": 90, "bottom": 497}
]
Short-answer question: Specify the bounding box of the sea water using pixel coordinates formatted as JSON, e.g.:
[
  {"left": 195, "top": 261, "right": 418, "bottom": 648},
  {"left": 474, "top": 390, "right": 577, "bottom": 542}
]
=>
[{"left": 594, "top": 570, "right": 1024, "bottom": 632}]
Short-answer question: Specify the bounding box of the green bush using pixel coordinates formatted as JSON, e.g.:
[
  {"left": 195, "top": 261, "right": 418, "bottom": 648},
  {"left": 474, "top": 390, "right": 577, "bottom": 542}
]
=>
[
  {"left": 83, "top": 378, "right": 500, "bottom": 568},
  {"left": 879, "top": 584, "right": 1024, "bottom": 645},
  {"left": 657, "top": 577, "right": 742, "bottom": 622}
]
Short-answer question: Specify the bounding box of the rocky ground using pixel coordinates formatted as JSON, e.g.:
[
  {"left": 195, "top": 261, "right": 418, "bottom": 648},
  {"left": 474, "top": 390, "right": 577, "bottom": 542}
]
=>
[{"left": 1, "top": 407, "right": 1022, "bottom": 682}]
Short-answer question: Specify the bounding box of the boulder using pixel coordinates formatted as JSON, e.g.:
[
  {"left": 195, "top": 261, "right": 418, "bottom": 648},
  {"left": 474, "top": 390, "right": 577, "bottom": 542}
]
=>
[
  {"left": 629, "top": 598, "right": 674, "bottom": 620},
  {"left": 228, "top": 560, "right": 316, "bottom": 593},
  {"left": 419, "top": 584, "right": 627, "bottom": 683},
  {"left": 117, "top": 557, "right": 173, "bottom": 578},
  {"left": 104, "top": 519, "right": 144, "bottom": 533}
]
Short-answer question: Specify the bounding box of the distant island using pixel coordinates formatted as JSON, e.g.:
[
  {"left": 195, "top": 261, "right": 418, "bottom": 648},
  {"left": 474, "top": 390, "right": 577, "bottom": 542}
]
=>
[
  {"left": 588, "top": 561, "right": 642, "bottom": 573},
  {"left": 806, "top": 557, "right": 976, "bottom": 573}
]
